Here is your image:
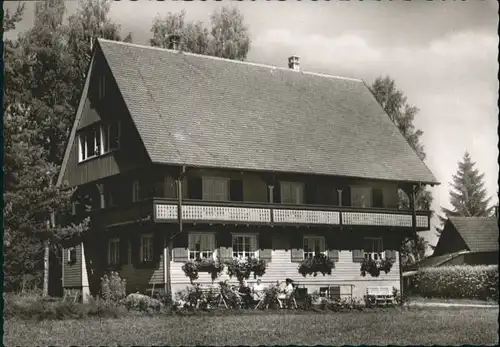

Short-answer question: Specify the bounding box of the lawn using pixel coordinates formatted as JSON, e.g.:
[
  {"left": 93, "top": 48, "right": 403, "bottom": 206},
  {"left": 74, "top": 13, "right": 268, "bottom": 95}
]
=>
[{"left": 4, "top": 308, "right": 498, "bottom": 346}]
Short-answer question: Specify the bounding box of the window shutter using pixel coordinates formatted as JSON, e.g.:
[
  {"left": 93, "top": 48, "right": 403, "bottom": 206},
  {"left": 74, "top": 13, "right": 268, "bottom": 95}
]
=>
[
  {"left": 328, "top": 286, "right": 341, "bottom": 300},
  {"left": 328, "top": 249, "right": 339, "bottom": 262},
  {"left": 119, "top": 236, "right": 128, "bottom": 266},
  {"left": 352, "top": 249, "right": 364, "bottom": 263},
  {"left": 342, "top": 186, "right": 351, "bottom": 207},
  {"left": 305, "top": 183, "right": 316, "bottom": 205},
  {"left": 373, "top": 188, "right": 384, "bottom": 208},
  {"left": 385, "top": 250, "right": 397, "bottom": 261},
  {"left": 172, "top": 231, "right": 189, "bottom": 263},
  {"left": 291, "top": 233, "right": 303, "bottom": 262},
  {"left": 187, "top": 177, "right": 202, "bottom": 200},
  {"left": 273, "top": 182, "right": 281, "bottom": 203},
  {"left": 259, "top": 232, "right": 272, "bottom": 262},
  {"left": 230, "top": 179, "right": 244, "bottom": 201},
  {"left": 217, "top": 231, "right": 233, "bottom": 262}
]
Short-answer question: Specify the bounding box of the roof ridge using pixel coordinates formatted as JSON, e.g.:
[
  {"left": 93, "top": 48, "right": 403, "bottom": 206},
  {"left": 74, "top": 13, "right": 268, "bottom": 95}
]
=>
[{"left": 97, "top": 38, "right": 363, "bottom": 83}]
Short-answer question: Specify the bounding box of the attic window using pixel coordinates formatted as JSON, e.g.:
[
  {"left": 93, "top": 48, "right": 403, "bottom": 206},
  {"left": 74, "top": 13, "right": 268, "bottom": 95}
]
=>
[
  {"left": 78, "top": 124, "right": 101, "bottom": 162},
  {"left": 78, "top": 121, "right": 120, "bottom": 163},
  {"left": 98, "top": 75, "right": 106, "bottom": 100}
]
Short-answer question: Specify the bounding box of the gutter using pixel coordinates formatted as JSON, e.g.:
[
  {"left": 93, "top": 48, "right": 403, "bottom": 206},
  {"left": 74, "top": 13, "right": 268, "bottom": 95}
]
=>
[{"left": 165, "top": 165, "right": 187, "bottom": 297}]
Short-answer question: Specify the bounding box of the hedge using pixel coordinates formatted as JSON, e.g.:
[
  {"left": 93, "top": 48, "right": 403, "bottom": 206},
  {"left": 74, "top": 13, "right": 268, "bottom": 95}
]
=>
[{"left": 410, "top": 265, "right": 498, "bottom": 301}]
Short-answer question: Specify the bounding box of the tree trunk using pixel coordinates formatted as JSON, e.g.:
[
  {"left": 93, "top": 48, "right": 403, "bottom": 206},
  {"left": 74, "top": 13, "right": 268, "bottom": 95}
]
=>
[{"left": 43, "top": 220, "right": 50, "bottom": 297}]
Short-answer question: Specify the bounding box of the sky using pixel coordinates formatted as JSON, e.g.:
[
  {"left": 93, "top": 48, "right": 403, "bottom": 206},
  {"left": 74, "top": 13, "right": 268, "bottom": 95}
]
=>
[{"left": 5, "top": 0, "right": 499, "bottom": 251}]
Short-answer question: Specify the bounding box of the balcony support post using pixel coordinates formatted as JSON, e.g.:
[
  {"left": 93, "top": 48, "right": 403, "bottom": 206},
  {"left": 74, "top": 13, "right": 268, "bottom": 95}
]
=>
[{"left": 268, "top": 185, "right": 274, "bottom": 224}]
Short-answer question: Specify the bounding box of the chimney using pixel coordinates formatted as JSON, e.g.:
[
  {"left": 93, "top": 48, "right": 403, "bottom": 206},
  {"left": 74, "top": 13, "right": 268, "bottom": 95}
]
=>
[{"left": 288, "top": 55, "right": 300, "bottom": 71}]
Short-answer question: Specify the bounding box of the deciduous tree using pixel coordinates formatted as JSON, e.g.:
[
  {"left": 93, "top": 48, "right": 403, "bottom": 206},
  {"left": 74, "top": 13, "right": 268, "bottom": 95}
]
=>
[{"left": 150, "top": 6, "right": 250, "bottom": 60}]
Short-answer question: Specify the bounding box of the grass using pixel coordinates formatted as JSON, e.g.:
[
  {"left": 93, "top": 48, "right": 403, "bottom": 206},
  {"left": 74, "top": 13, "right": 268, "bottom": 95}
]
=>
[{"left": 4, "top": 307, "right": 498, "bottom": 346}]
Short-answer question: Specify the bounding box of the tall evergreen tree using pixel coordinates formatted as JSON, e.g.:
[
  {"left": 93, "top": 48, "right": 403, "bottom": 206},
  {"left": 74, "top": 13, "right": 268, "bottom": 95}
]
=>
[{"left": 438, "top": 151, "right": 493, "bottom": 223}]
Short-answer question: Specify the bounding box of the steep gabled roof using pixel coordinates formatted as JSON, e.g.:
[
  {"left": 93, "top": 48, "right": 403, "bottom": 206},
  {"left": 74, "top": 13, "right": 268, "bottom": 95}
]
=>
[
  {"left": 448, "top": 217, "right": 499, "bottom": 252},
  {"left": 85, "top": 39, "right": 438, "bottom": 183}
]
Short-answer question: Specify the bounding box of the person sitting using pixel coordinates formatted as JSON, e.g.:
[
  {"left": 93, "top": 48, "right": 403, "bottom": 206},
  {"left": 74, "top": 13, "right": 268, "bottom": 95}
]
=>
[
  {"left": 252, "top": 279, "right": 265, "bottom": 302},
  {"left": 277, "top": 278, "right": 294, "bottom": 308},
  {"left": 238, "top": 280, "right": 253, "bottom": 308}
]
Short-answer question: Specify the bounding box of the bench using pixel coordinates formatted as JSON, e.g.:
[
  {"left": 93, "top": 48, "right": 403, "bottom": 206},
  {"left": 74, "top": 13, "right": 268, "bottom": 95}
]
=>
[{"left": 366, "top": 286, "right": 394, "bottom": 306}]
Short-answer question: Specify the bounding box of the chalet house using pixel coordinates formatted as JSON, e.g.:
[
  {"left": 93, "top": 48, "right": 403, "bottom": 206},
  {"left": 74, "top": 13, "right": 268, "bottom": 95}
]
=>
[{"left": 56, "top": 38, "right": 438, "bottom": 302}]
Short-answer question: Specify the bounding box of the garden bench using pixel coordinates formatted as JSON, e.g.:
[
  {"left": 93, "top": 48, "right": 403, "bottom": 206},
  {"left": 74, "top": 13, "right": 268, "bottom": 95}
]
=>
[{"left": 366, "top": 286, "right": 394, "bottom": 306}]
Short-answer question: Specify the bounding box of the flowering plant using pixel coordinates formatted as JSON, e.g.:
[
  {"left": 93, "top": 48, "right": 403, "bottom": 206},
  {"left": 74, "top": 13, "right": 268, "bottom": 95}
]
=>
[
  {"left": 360, "top": 258, "right": 394, "bottom": 277},
  {"left": 225, "top": 257, "right": 268, "bottom": 282},
  {"left": 181, "top": 258, "right": 225, "bottom": 284},
  {"left": 298, "top": 254, "right": 335, "bottom": 277}
]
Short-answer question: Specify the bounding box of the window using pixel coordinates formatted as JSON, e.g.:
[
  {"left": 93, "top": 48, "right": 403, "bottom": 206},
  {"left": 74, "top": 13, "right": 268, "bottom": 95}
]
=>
[
  {"left": 78, "top": 125, "right": 101, "bottom": 162},
  {"left": 77, "top": 122, "right": 120, "bottom": 162},
  {"left": 202, "top": 177, "right": 229, "bottom": 201},
  {"left": 98, "top": 75, "right": 106, "bottom": 100},
  {"left": 364, "top": 237, "right": 384, "bottom": 261},
  {"left": 188, "top": 233, "right": 216, "bottom": 260},
  {"left": 280, "top": 181, "right": 305, "bottom": 204},
  {"left": 102, "top": 122, "right": 120, "bottom": 153},
  {"left": 108, "top": 238, "right": 120, "bottom": 265},
  {"left": 351, "top": 187, "right": 373, "bottom": 208},
  {"left": 372, "top": 188, "right": 384, "bottom": 208},
  {"left": 132, "top": 180, "right": 140, "bottom": 202},
  {"left": 303, "top": 236, "right": 326, "bottom": 259},
  {"left": 140, "top": 234, "right": 154, "bottom": 262},
  {"left": 67, "top": 247, "right": 77, "bottom": 264},
  {"left": 232, "top": 234, "right": 258, "bottom": 259}
]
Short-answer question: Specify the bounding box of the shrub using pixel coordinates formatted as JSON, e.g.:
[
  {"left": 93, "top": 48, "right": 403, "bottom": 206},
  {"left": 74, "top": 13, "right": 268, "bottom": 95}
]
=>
[
  {"left": 123, "top": 293, "right": 163, "bottom": 312},
  {"left": 100, "top": 272, "right": 127, "bottom": 305},
  {"left": 298, "top": 254, "right": 335, "bottom": 277},
  {"left": 412, "top": 265, "right": 498, "bottom": 301},
  {"left": 327, "top": 297, "right": 364, "bottom": 311}
]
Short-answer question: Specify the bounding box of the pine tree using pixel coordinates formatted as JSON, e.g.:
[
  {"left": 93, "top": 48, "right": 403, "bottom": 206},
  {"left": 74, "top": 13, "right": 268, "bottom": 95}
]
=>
[{"left": 440, "top": 151, "right": 493, "bottom": 219}]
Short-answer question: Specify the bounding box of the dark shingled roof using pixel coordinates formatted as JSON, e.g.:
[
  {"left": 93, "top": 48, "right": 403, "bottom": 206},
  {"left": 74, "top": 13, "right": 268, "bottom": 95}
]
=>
[
  {"left": 449, "top": 217, "right": 499, "bottom": 253},
  {"left": 97, "top": 39, "right": 438, "bottom": 184}
]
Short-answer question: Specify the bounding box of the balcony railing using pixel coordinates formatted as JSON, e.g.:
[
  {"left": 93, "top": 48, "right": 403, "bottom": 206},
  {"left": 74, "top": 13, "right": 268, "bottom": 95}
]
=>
[{"left": 153, "top": 199, "right": 431, "bottom": 230}]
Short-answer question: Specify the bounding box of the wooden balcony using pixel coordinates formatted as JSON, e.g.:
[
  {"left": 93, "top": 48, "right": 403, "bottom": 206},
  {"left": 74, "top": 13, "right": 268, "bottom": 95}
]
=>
[{"left": 153, "top": 199, "right": 431, "bottom": 230}]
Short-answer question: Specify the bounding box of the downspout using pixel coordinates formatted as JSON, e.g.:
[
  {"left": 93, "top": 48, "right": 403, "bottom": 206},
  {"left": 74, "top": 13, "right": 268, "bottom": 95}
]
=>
[{"left": 165, "top": 165, "right": 187, "bottom": 298}]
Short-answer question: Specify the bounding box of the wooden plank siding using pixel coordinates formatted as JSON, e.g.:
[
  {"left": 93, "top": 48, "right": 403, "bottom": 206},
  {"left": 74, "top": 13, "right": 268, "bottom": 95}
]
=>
[
  {"left": 62, "top": 244, "right": 82, "bottom": 288},
  {"left": 169, "top": 228, "right": 401, "bottom": 299},
  {"left": 61, "top": 46, "right": 150, "bottom": 188}
]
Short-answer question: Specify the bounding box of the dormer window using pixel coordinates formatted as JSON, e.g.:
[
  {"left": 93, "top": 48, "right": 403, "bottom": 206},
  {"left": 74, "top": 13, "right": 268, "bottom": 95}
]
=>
[{"left": 78, "top": 121, "right": 120, "bottom": 163}]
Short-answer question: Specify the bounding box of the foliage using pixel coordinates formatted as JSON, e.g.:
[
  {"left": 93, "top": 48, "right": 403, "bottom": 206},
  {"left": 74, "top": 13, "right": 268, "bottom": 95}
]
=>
[
  {"left": 174, "top": 285, "right": 220, "bottom": 310},
  {"left": 100, "top": 272, "right": 127, "bottom": 304},
  {"left": 411, "top": 265, "right": 498, "bottom": 301},
  {"left": 3, "top": 0, "right": 127, "bottom": 292},
  {"left": 123, "top": 293, "right": 163, "bottom": 312},
  {"left": 392, "top": 287, "right": 409, "bottom": 306},
  {"left": 435, "top": 151, "right": 494, "bottom": 236},
  {"left": 3, "top": 293, "right": 123, "bottom": 320},
  {"left": 400, "top": 236, "right": 428, "bottom": 267},
  {"left": 225, "top": 257, "right": 268, "bottom": 282},
  {"left": 298, "top": 254, "right": 335, "bottom": 277},
  {"left": 181, "top": 258, "right": 225, "bottom": 284},
  {"left": 325, "top": 297, "right": 364, "bottom": 311},
  {"left": 150, "top": 6, "right": 251, "bottom": 60},
  {"left": 360, "top": 258, "right": 394, "bottom": 277}
]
